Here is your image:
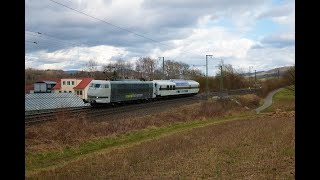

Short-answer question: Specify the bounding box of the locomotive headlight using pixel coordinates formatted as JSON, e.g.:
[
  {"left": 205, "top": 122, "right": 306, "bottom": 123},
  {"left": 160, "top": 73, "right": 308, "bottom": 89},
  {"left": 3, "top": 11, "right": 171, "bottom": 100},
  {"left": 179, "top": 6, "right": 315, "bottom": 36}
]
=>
[{"left": 96, "top": 96, "right": 99, "bottom": 98}]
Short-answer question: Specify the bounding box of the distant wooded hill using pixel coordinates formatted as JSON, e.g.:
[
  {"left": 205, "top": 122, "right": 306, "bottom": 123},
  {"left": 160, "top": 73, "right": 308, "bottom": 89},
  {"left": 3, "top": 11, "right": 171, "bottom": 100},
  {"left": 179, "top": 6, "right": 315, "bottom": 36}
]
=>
[{"left": 240, "top": 66, "right": 293, "bottom": 79}]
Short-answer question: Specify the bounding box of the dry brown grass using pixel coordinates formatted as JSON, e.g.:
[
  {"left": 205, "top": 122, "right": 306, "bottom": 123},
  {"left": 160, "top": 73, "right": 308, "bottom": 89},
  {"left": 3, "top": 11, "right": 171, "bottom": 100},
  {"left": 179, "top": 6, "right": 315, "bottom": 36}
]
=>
[
  {"left": 25, "top": 99, "right": 249, "bottom": 154},
  {"left": 235, "top": 94, "right": 262, "bottom": 109},
  {"left": 29, "top": 111, "right": 295, "bottom": 179},
  {"left": 266, "top": 101, "right": 295, "bottom": 112}
]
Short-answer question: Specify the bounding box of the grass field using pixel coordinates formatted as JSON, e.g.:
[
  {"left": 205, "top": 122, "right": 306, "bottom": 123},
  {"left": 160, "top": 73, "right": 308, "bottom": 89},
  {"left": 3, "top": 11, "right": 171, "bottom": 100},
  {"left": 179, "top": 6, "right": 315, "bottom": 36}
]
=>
[
  {"left": 25, "top": 94, "right": 294, "bottom": 179},
  {"left": 26, "top": 112, "right": 294, "bottom": 179}
]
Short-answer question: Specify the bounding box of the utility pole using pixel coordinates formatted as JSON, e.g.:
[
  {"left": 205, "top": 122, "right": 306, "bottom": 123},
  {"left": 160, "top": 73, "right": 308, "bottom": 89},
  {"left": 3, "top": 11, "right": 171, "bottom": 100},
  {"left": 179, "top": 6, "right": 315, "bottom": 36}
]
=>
[
  {"left": 206, "top": 55, "right": 213, "bottom": 99},
  {"left": 220, "top": 65, "right": 223, "bottom": 93},
  {"left": 255, "top": 70, "right": 257, "bottom": 82},
  {"left": 249, "top": 66, "right": 253, "bottom": 88},
  {"left": 254, "top": 70, "right": 257, "bottom": 89},
  {"left": 159, "top": 57, "right": 165, "bottom": 79}
]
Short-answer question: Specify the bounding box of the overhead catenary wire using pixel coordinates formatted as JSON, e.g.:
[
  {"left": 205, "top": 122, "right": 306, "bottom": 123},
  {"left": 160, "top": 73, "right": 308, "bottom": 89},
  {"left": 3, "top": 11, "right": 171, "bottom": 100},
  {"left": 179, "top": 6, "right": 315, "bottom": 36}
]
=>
[
  {"left": 47, "top": 0, "right": 205, "bottom": 58},
  {"left": 26, "top": 31, "right": 81, "bottom": 47},
  {"left": 26, "top": 29, "right": 204, "bottom": 64},
  {"left": 25, "top": 40, "right": 38, "bottom": 44}
]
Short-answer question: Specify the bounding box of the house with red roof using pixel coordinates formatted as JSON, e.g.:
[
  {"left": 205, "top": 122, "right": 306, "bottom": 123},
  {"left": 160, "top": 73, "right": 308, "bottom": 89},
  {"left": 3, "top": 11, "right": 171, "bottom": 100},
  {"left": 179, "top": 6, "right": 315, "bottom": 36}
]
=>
[{"left": 52, "top": 78, "right": 94, "bottom": 99}]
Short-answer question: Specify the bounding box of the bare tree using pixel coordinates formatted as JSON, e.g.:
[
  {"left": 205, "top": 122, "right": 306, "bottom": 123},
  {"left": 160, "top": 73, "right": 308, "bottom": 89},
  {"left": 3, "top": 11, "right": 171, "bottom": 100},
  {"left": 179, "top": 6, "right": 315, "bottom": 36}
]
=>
[
  {"left": 283, "top": 66, "right": 295, "bottom": 92},
  {"left": 214, "top": 64, "right": 249, "bottom": 90},
  {"left": 136, "top": 57, "right": 156, "bottom": 80},
  {"left": 83, "top": 60, "right": 98, "bottom": 78},
  {"left": 102, "top": 59, "right": 134, "bottom": 80},
  {"left": 163, "top": 60, "right": 191, "bottom": 79}
]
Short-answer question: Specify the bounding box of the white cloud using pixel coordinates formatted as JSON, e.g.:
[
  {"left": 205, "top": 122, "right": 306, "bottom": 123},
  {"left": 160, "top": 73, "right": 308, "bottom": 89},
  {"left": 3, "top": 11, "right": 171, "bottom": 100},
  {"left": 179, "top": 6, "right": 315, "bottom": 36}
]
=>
[
  {"left": 25, "top": 0, "right": 295, "bottom": 75},
  {"left": 25, "top": 45, "right": 128, "bottom": 70}
]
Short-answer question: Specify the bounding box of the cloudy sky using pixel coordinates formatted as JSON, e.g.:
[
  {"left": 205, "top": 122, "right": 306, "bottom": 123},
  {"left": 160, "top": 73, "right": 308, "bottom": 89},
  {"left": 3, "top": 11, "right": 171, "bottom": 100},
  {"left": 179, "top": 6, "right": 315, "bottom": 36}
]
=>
[{"left": 25, "top": 0, "right": 295, "bottom": 75}]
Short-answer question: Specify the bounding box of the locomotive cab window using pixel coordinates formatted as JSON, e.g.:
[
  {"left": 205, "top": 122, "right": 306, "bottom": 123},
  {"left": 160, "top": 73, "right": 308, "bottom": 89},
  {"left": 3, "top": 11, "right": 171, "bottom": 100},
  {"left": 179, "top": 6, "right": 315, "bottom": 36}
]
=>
[{"left": 94, "top": 84, "right": 101, "bottom": 88}]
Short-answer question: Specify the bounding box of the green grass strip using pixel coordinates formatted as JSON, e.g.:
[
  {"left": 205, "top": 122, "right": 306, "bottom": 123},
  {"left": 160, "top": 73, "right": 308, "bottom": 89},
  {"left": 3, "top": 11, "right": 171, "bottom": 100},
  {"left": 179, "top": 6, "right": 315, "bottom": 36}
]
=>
[{"left": 263, "top": 87, "right": 295, "bottom": 112}]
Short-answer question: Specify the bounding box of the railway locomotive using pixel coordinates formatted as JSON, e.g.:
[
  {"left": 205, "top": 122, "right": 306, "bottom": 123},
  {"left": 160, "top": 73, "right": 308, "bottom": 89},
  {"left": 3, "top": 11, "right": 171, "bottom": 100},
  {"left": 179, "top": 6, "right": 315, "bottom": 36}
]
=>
[{"left": 84, "top": 79, "right": 200, "bottom": 106}]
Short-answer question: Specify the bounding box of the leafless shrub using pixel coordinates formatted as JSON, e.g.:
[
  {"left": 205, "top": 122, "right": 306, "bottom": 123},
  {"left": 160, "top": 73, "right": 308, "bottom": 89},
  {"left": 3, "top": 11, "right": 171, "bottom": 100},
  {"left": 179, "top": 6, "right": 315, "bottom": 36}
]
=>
[{"left": 235, "top": 94, "right": 261, "bottom": 109}]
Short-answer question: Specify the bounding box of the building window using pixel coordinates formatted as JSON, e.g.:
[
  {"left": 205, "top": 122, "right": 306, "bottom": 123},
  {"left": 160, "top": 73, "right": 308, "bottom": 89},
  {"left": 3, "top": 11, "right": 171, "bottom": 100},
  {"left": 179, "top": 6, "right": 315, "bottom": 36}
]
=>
[
  {"left": 64, "top": 91, "right": 67, "bottom": 93},
  {"left": 72, "top": 81, "right": 75, "bottom": 85},
  {"left": 59, "top": 91, "right": 61, "bottom": 93},
  {"left": 67, "top": 81, "right": 70, "bottom": 85},
  {"left": 63, "top": 81, "right": 65, "bottom": 85},
  {"left": 80, "top": 90, "right": 82, "bottom": 95},
  {"left": 76, "top": 91, "right": 79, "bottom": 95},
  {"left": 69, "top": 91, "right": 72, "bottom": 93}
]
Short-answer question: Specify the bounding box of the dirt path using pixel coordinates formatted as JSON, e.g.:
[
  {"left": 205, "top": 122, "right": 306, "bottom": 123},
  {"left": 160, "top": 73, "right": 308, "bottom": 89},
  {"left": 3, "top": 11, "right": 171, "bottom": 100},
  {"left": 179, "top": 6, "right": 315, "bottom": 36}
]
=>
[{"left": 255, "top": 88, "right": 284, "bottom": 113}]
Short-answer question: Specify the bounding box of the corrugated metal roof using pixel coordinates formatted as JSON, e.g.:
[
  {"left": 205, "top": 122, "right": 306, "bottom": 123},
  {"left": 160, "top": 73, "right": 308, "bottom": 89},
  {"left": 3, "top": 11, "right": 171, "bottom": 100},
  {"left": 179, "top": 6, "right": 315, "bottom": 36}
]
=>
[{"left": 25, "top": 93, "right": 89, "bottom": 111}]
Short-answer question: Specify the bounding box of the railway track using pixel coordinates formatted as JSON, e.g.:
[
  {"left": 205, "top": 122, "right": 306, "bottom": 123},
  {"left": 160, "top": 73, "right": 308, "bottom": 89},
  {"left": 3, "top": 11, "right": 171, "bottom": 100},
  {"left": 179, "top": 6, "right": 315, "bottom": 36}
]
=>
[
  {"left": 25, "top": 88, "right": 259, "bottom": 125},
  {"left": 87, "top": 96, "right": 201, "bottom": 119},
  {"left": 25, "top": 96, "right": 202, "bottom": 125},
  {"left": 25, "top": 106, "right": 92, "bottom": 125}
]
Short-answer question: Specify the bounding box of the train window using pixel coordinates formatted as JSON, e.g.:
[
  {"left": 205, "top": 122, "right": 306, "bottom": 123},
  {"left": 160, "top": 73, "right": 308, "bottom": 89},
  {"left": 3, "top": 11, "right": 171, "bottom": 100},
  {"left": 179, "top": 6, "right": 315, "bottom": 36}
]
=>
[
  {"left": 167, "top": 85, "right": 169, "bottom": 90},
  {"left": 95, "top": 84, "right": 101, "bottom": 88},
  {"left": 173, "top": 85, "right": 175, "bottom": 90}
]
